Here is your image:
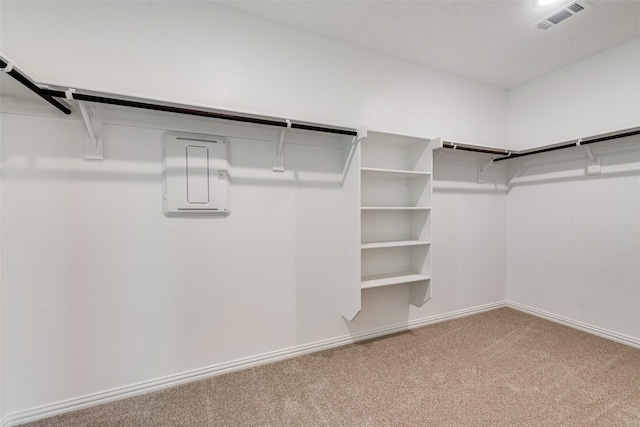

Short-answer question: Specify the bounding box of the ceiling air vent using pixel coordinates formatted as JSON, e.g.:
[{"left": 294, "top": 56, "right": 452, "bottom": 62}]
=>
[{"left": 532, "top": 0, "right": 593, "bottom": 31}]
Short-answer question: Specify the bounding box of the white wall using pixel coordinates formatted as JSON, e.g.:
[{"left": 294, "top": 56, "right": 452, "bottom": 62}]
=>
[
  {"left": 506, "top": 136, "right": 640, "bottom": 342},
  {"left": 430, "top": 151, "right": 508, "bottom": 312},
  {"left": 0, "top": 104, "right": 507, "bottom": 420},
  {"left": 507, "top": 36, "right": 640, "bottom": 150},
  {"left": 0, "top": 3, "right": 510, "bottom": 418},
  {"left": 0, "top": 1, "right": 507, "bottom": 147},
  {"left": 506, "top": 35, "right": 640, "bottom": 345},
  {"left": 0, "top": 109, "right": 348, "bottom": 417}
]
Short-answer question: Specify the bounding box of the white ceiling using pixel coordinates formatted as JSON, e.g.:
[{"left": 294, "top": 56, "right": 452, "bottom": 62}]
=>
[
  {"left": 211, "top": 0, "right": 640, "bottom": 89},
  {"left": 1, "top": 0, "right": 638, "bottom": 98}
]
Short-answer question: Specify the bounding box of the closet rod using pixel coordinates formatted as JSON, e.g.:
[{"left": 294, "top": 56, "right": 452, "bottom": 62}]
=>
[
  {"left": 1, "top": 57, "right": 357, "bottom": 137},
  {"left": 494, "top": 128, "right": 640, "bottom": 161},
  {"left": 38, "top": 87, "right": 358, "bottom": 137},
  {"left": 442, "top": 141, "right": 509, "bottom": 156},
  {"left": 40, "top": 88, "right": 290, "bottom": 128},
  {"left": 443, "top": 127, "right": 640, "bottom": 161},
  {"left": 0, "top": 59, "right": 72, "bottom": 115}
]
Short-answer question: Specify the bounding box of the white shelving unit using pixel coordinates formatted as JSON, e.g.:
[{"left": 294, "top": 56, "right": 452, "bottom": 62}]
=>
[
  {"left": 361, "top": 167, "right": 431, "bottom": 178},
  {"left": 342, "top": 131, "right": 438, "bottom": 321},
  {"left": 361, "top": 240, "right": 430, "bottom": 250},
  {"left": 361, "top": 272, "right": 431, "bottom": 290},
  {"left": 361, "top": 207, "right": 431, "bottom": 211}
]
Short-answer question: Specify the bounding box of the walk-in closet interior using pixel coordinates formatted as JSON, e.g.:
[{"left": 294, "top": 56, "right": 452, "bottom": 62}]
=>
[{"left": 1, "top": 1, "right": 639, "bottom": 425}]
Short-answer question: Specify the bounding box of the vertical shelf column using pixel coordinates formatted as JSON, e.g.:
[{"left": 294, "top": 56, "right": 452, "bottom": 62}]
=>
[
  {"left": 344, "top": 132, "right": 437, "bottom": 321},
  {"left": 342, "top": 139, "right": 362, "bottom": 321}
]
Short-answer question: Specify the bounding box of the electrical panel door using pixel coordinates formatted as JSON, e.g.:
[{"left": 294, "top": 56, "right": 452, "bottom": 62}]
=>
[{"left": 162, "top": 131, "right": 230, "bottom": 216}]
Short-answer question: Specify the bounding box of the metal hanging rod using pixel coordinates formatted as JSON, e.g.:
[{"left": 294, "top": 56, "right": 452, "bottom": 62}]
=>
[
  {"left": 494, "top": 128, "right": 640, "bottom": 161},
  {"left": 0, "top": 58, "right": 72, "bottom": 115},
  {"left": 4, "top": 57, "right": 637, "bottom": 148},
  {"left": 445, "top": 126, "right": 640, "bottom": 161},
  {"left": 442, "top": 141, "right": 509, "bottom": 156},
  {"left": 39, "top": 88, "right": 357, "bottom": 136},
  {"left": 1, "top": 57, "right": 357, "bottom": 137}
]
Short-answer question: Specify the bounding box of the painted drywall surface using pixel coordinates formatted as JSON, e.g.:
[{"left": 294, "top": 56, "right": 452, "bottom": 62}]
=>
[
  {"left": 0, "top": 109, "right": 507, "bottom": 416},
  {"left": 429, "top": 152, "right": 507, "bottom": 314},
  {"left": 0, "top": 110, "right": 346, "bottom": 415},
  {"left": 0, "top": 1, "right": 506, "bottom": 147},
  {"left": 507, "top": 36, "right": 640, "bottom": 150},
  {"left": 506, "top": 136, "right": 640, "bottom": 341}
]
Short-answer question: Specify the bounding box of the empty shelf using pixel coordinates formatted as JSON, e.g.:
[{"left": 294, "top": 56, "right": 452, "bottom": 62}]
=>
[
  {"left": 361, "top": 240, "right": 430, "bottom": 250},
  {"left": 361, "top": 207, "right": 431, "bottom": 211},
  {"left": 361, "top": 167, "right": 431, "bottom": 179},
  {"left": 361, "top": 272, "right": 431, "bottom": 289}
]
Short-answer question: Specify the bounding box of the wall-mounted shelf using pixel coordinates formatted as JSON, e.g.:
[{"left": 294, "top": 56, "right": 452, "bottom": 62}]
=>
[
  {"left": 361, "top": 207, "right": 431, "bottom": 211},
  {"left": 361, "top": 240, "right": 430, "bottom": 250},
  {"left": 4, "top": 55, "right": 637, "bottom": 163},
  {"left": 0, "top": 56, "right": 359, "bottom": 138},
  {"left": 342, "top": 132, "right": 438, "bottom": 321},
  {"left": 361, "top": 167, "right": 431, "bottom": 179},
  {"left": 361, "top": 272, "right": 431, "bottom": 290},
  {"left": 441, "top": 126, "right": 640, "bottom": 161}
]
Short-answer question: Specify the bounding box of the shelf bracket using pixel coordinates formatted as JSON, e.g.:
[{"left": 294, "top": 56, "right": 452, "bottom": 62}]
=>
[
  {"left": 341, "top": 127, "right": 365, "bottom": 185},
  {"left": 578, "top": 139, "right": 601, "bottom": 176},
  {"left": 353, "top": 126, "right": 367, "bottom": 145},
  {"left": 478, "top": 155, "right": 498, "bottom": 183},
  {"left": 273, "top": 119, "right": 291, "bottom": 172},
  {"left": 66, "top": 89, "right": 104, "bottom": 161}
]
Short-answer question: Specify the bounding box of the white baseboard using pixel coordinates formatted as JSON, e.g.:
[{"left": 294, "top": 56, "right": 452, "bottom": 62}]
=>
[
  {"left": 2, "top": 300, "right": 506, "bottom": 427},
  {"left": 507, "top": 301, "right": 640, "bottom": 350},
  {"left": 9, "top": 300, "right": 636, "bottom": 427},
  {"left": 406, "top": 300, "right": 507, "bottom": 330}
]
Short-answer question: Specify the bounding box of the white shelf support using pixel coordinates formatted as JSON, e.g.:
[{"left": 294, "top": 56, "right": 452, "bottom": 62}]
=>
[
  {"left": 341, "top": 128, "right": 365, "bottom": 186},
  {"left": 66, "top": 89, "right": 104, "bottom": 161},
  {"left": 584, "top": 145, "right": 601, "bottom": 175},
  {"left": 273, "top": 119, "right": 291, "bottom": 172},
  {"left": 478, "top": 155, "right": 498, "bottom": 183}
]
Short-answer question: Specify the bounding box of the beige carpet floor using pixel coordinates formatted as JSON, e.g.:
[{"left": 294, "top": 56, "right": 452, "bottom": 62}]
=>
[{"left": 22, "top": 308, "right": 640, "bottom": 426}]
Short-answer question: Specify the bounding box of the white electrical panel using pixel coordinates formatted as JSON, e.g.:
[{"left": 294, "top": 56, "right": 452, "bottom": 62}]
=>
[{"left": 162, "top": 131, "right": 230, "bottom": 216}]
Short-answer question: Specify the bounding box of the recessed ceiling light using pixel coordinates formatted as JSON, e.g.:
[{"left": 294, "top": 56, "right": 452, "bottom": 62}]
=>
[{"left": 538, "top": 0, "right": 561, "bottom": 5}]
